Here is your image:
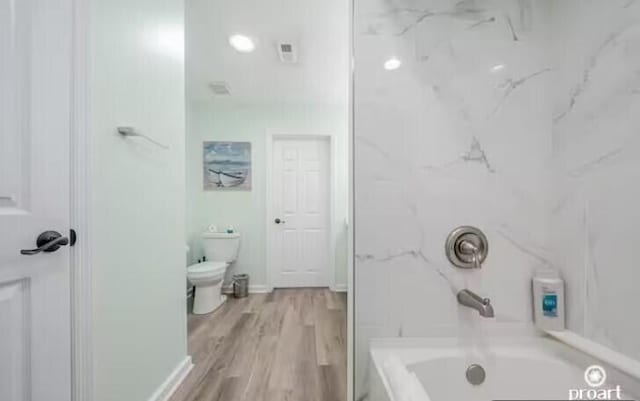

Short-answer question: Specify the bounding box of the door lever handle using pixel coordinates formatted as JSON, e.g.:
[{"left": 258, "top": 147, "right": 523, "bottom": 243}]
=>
[{"left": 21, "top": 231, "right": 70, "bottom": 255}]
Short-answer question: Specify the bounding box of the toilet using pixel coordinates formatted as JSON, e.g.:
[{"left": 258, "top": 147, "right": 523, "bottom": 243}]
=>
[{"left": 187, "top": 231, "right": 240, "bottom": 314}]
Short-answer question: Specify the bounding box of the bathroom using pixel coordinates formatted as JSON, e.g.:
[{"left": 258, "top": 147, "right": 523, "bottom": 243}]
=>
[
  {"left": 2, "top": 0, "right": 640, "bottom": 401},
  {"left": 175, "top": 0, "right": 350, "bottom": 398}
]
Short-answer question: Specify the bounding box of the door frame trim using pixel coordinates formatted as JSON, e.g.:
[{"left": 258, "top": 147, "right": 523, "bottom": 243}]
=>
[
  {"left": 70, "top": 0, "right": 93, "bottom": 399},
  {"left": 265, "top": 132, "right": 337, "bottom": 291}
]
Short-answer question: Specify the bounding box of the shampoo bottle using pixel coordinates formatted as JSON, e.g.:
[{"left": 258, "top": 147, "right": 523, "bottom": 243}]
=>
[{"left": 532, "top": 268, "right": 565, "bottom": 331}]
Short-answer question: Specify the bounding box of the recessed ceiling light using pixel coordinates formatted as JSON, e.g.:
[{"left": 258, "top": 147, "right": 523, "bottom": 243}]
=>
[
  {"left": 490, "top": 64, "right": 505, "bottom": 73},
  {"left": 384, "top": 57, "right": 402, "bottom": 71},
  {"left": 229, "top": 34, "right": 255, "bottom": 53}
]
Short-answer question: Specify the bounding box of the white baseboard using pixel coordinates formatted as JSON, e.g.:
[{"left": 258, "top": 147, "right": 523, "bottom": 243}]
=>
[
  {"left": 147, "top": 356, "right": 193, "bottom": 401},
  {"left": 222, "top": 284, "right": 271, "bottom": 294},
  {"left": 331, "top": 284, "right": 348, "bottom": 292},
  {"left": 220, "top": 284, "right": 346, "bottom": 294}
]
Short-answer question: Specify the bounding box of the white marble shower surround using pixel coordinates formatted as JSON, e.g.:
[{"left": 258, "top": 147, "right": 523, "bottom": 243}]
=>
[
  {"left": 552, "top": 0, "right": 640, "bottom": 366},
  {"left": 354, "top": 0, "right": 640, "bottom": 398}
]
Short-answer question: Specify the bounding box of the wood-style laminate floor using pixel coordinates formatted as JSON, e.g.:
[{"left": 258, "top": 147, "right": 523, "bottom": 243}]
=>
[{"left": 170, "top": 288, "right": 347, "bottom": 401}]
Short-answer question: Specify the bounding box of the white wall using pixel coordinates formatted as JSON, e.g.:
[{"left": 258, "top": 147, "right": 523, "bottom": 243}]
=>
[
  {"left": 186, "top": 100, "right": 349, "bottom": 288},
  {"left": 89, "top": 0, "right": 187, "bottom": 400},
  {"left": 552, "top": 0, "right": 640, "bottom": 362}
]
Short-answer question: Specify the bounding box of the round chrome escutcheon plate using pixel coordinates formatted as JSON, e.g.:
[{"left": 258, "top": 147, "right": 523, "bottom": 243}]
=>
[{"left": 445, "top": 226, "right": 489, "bottom": 269}]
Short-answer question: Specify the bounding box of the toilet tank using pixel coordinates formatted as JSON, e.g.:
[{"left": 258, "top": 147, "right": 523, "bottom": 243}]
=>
[{"left": 201, "top": 232, "right": 240, "bottom": 263}]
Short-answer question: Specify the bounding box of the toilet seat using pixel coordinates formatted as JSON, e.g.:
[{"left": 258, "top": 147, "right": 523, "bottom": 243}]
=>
[
  {"left": 187, "top": 261, "right": 227, "bottom": 274},
  {"left": 187, "top": 261, "right": 228, "bottom": 280}
]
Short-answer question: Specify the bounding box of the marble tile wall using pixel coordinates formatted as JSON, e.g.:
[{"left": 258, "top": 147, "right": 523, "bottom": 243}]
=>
[
  {"left": 354, "top": 0, "right": 553, "bottom": 397},
  {"left": 552, "top": 0, "right": 640, "bottom": 364},
  {"left": 355, "top": 0, "right": 640, "bottom": 398}
]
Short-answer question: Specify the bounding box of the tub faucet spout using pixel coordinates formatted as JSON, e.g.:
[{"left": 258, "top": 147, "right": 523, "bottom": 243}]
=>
[{"left": 457, "top": 289, "right": 494, "bottom": 318}]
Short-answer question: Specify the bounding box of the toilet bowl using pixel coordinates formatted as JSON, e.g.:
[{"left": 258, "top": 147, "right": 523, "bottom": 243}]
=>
[
  {"left": 187, "top": 231, "right": 240, "bottom": 314},
  {"left": 187, "top": 261, "right": 228, "bottom": 314}
]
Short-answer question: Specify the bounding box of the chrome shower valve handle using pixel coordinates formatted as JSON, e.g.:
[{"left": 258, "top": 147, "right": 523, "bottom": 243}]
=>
[{"left": 445, "top": 226, "right": 488, "bottom": 269}]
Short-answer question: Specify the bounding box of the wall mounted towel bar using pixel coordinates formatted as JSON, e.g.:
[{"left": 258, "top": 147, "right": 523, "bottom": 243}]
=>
[{"left": 117, "top": 127, "right": 169, "bottom": 150}]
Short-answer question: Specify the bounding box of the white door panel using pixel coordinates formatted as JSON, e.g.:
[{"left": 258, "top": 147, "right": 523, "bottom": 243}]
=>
[
  {"left": 271, "top": 137, "right": 330, "bottom": 288},
  {"left": 0, "top": 280, "right": 29, "bottom": 401},
  {"left": 0, "top": 0, "right": 73, "bottom": 400}
]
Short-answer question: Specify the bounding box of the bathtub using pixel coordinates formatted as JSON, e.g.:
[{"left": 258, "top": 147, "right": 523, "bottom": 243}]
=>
[{"left": 369, "top": 330, "right": 640, "bottom": 401}]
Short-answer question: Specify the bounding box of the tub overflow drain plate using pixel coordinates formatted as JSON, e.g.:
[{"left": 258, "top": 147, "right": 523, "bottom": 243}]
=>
[{"left": 466, "top": 364, "right": 486, "bottom": 385}]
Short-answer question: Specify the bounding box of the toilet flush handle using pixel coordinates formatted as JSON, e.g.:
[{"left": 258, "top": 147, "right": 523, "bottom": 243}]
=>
[{"left": 274, "top": 218, "right": 286, "bottom": 224}]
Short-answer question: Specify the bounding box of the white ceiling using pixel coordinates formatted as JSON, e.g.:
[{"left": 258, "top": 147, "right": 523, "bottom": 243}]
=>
[{"left": 186, "top": 0, "right": 349, "bottom": 105}]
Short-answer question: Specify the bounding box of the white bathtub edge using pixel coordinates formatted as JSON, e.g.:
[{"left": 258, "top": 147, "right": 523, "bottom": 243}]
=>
[{"left": 547, "top": 330, "right": 640, "bottom": 383}]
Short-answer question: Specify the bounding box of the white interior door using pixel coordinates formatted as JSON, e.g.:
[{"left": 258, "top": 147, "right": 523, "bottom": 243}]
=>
[
  {"left": 271, "top": 137, "right": 331, "bottom": 288},
  {"left": 0, "top": 0, "right": 73, "bottom": 400}
]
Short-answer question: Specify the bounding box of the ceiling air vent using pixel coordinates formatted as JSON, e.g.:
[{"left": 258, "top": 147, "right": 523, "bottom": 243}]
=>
[
  {"left": 209, "top": 81, "right": 231, "bottom": 96},
  {"left": 277, "top": 42, "right": 298, "bottom": 63}
]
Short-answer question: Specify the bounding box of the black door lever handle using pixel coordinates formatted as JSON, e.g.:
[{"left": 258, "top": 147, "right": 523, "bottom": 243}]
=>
[{"left": 21, "top": 231, "right": 70, "bottom": 255}]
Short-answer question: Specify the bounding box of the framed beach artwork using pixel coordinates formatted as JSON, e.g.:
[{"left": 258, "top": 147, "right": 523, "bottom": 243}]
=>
[{"left": 203, "top": 141, "right": 252, "bottom": 190}]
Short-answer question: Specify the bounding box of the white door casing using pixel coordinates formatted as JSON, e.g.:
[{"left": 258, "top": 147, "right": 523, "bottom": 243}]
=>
[
  {"left": 0, "top": 0, "right": 73, "bottom": 400},
  {"left": 270, "top": 137, "right": 331, "bottom": 288}
]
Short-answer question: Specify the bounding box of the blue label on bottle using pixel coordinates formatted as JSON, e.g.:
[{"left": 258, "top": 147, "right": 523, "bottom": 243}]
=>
[{"left": 543, "top": 294, "right": 558, "bottom": 317}]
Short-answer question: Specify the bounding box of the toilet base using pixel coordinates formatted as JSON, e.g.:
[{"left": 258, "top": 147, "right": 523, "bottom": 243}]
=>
[{"left": 192, "top": 280, "right": 227, "bottom": 314}]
